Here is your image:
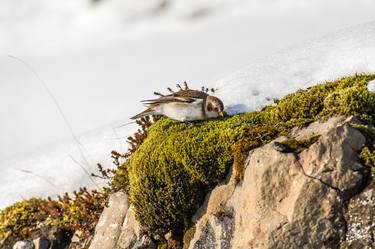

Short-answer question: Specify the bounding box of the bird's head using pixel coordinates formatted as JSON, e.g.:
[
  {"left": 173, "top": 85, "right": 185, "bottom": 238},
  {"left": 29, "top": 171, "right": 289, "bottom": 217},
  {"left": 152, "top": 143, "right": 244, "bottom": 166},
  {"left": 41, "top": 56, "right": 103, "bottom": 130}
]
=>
[{"left": 205, "top": 96, "right": 225, "bottom": 118}]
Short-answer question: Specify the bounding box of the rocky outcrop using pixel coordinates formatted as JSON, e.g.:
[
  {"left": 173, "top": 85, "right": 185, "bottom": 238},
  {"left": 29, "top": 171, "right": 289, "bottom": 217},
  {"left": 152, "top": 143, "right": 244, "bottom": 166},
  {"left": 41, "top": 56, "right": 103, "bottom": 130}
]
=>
[
  {"left": 187, "top": 116, "right": 369, "bottom": 249},
  {"left": 88, "top": 116, "right": 373, "bottom": 249}
]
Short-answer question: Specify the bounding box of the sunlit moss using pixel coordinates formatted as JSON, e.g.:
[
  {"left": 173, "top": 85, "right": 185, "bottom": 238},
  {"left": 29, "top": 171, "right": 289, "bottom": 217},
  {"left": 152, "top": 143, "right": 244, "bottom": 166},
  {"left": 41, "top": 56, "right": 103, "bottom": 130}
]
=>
[
  {"left": 0, "top": 198, "right": 49, "bottom": 245},
  {"left": 0, "top": 188, "right": 108, "bottom": 247}
]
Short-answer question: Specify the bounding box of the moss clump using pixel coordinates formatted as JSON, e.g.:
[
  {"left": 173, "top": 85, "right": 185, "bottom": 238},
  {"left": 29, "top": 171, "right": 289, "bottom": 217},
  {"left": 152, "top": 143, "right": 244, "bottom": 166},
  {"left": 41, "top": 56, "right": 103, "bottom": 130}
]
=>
[
  {"left": 0, "top": 188, "right": 108, "bottom": 248},
  {"left": 118, "top": 74, "right": 375, "bottom": 238},
  {"left": 354, "top": 124, "right": 375, "bottom": 176},
  {"left": 359, "top": 147, "right": 375, "bottom": 176},
  {"left": 351, "top": 123, "right": 375, "bottom": 176},
  {"left": 281, "top": 135, "right": 321, "bottom": 154},
  {"left": 0, "top": 198, "right": 49, "bottom": 243}
]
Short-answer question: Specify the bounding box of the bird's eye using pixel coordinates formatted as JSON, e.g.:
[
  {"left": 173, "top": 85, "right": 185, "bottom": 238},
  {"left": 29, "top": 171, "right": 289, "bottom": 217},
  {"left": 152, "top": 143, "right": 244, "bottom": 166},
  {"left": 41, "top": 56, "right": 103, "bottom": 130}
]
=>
[{"left": 214, "top": 108, "right": 218, "bottom": 112}]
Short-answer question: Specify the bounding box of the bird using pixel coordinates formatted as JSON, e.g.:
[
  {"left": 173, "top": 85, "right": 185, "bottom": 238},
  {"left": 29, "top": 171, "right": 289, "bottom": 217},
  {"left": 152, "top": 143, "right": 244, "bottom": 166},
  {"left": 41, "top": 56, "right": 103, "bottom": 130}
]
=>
[{"left": 131, "top": 83, "right": 225, "bottom": 122}]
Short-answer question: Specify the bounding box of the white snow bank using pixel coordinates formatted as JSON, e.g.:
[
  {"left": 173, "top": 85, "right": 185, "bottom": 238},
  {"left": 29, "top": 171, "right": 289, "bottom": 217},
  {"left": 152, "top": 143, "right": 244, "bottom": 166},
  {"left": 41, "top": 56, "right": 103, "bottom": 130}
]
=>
[
  {"left": 368, "top": 80, "right": 375, "bottom": 92},
  {"left": 214, "top": 22, "right": 375, "bottom": 114},
  {"left": 0, "top": 121, "right": 134, "bottom": 208}
]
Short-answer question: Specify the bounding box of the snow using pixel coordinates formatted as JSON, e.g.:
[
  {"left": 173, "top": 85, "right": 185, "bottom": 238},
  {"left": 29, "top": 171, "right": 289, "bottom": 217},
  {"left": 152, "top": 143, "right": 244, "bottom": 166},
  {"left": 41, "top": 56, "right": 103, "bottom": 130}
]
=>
[
  {"left": 1, "top": 0, "right": 375, "bottom": 208},
  {"left": 368, "top": 80, "right": 375, "bottom": 92},
  {"left": 214, "top": 22, "right": 375, "bottom": 114}
]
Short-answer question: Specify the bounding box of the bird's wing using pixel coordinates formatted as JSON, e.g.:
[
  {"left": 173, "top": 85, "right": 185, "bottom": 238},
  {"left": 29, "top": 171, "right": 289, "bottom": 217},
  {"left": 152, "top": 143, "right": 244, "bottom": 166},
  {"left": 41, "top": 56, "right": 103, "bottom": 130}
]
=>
[
  {"left": 141, "top": 96, "right": 197, "bottom": 106},
  {"left": 141, "top": 90, "right": 208, "bottom": 106},
  {"left": 170, "top": 89, "right": 209, "bottom": 99}
]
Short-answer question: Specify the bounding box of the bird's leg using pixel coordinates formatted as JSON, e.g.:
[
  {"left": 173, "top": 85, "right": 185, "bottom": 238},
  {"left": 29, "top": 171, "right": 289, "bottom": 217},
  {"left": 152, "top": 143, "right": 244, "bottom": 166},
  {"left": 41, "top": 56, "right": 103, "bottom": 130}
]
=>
[{"left": 183, "top": 81, "right": 189, "bottom": 90}]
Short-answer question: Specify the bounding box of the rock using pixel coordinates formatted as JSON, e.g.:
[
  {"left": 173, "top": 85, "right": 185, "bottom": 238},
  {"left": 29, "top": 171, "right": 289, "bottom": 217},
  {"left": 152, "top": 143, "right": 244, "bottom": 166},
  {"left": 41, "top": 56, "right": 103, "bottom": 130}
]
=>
[
  {"left": 89, "top": 191, "right": 151, "bottom": 249},
  {"left": 89, "top": 191, "right": 129, "bottom": 249},
  {"left": 69, "top": 231, "right": 81, "bottom": 244},
  {"left": 33, "top": 237, "right": 50, "bottom": 249},
  {"left": 132, "top": 235, "right": 156, "bottom": 249},
  {"left": 188, "top": 116, "right": 368, "bottom": 249},
  {"left": 367, "top": 79, "right": 375, "bottom": 92},
  {"left": 49, "top": 227, "right": 72, "bottom": 249},
  {"left": 13, "top": 241, "right": 34, "bottom": 249},
  {"left": 345, "top": 179, "right": 375, "bottom": 249},
  {"left": 116, "top": 206, "right": 141, "bottom": 249}
]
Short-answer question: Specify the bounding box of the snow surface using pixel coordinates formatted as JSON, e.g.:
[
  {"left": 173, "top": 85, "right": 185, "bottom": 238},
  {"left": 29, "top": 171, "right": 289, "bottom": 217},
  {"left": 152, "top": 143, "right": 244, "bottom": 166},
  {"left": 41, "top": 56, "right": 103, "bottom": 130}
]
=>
[
  {"left": 1, "top": 0, "right": 375, "bottom": 208},
  {"left": 214, "top": 22, "right": 375, "bottom": 114},
  {"left": 368, "top": 80, "right": 375, "bottom": 92}
]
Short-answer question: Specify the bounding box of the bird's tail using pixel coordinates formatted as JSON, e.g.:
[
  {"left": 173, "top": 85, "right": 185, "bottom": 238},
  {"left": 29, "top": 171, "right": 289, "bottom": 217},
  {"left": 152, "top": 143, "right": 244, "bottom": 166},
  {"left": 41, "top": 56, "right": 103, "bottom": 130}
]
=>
[{"left": 130, "top": 108, "right": 157, "bottom": 120}]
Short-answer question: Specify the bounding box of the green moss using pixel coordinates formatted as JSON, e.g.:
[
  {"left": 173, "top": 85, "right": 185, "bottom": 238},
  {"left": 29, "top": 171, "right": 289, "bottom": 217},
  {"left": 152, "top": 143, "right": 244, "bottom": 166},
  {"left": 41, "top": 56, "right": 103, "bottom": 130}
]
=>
[
  {"left": 119, "top": 74, "right": 375, "bottom": 237},
  {"left": 281, "top": 135, "right": 321, "bottom": 154},
  {"left": 0, "top": 188, "right": 108, "bottom": 248},
  {"left": 359, "top": 147, "right": 375, "bottom": 176},
  {"left": 352, "top": 123, "right": 375, "bottom": 176},
  {"left": 0, "top": 198, "right": 49, "bottom": 244}
]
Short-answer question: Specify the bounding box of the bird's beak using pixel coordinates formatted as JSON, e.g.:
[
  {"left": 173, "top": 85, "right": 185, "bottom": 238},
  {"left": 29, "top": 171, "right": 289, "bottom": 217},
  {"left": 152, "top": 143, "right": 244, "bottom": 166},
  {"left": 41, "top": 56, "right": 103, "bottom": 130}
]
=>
[{"left": 219, "top": 111, "right": 225, "bottom": 117}]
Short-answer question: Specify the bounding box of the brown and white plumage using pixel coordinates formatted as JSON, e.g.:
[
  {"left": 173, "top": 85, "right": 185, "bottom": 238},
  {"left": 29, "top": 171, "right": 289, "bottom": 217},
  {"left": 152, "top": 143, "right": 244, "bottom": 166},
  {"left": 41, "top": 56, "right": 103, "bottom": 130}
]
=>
[{"left": 131, "top": 89, "right": 225, "bottom": 121}]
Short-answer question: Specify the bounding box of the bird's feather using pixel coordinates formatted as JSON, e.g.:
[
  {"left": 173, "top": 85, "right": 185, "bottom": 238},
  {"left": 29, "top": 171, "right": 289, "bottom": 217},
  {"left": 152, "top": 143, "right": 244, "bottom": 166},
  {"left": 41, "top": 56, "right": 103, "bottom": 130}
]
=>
[
  {"left": 141, "top": 96, "right": 196, "bottom": 106},
  {"left": 170, "top": 89, "right": 208, "bottom": 99},
  {"left": 141, "top": 90, "right": 208, "bottom": 106},
  {"left": 130, "top": 108, "right": 157, "bottom": 120}
]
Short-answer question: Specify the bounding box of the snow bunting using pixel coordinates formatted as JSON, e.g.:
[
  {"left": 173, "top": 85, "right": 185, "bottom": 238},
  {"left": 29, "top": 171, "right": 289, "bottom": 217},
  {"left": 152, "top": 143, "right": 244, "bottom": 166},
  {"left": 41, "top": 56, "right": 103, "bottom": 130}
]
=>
[{"left": 131, "top": 83, "right": 225, "bottom": 121}]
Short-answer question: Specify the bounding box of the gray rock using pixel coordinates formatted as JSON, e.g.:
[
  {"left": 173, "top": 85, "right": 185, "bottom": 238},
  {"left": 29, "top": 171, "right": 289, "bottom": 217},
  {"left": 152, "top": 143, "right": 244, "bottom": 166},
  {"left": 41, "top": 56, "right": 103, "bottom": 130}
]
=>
[
  {"left": 33, "top": 237, "right": 50, "bottom": 249},
  {"left": 132, "top": 235, "right": 156, "bottom": 249},
  {"left": 13, "top": 241, "right": 34, "bottom": 249},
  {"left": 188, "top": 116, "right": 369, "bottom": 249},
  {"left": 89, "top": 191, "right": 129, "bottom": 249},
  {"left": 346, "top": 179, "right": 375, "bottom": 249},
  {"left": 116, "top": 206, "right": 141, "bottom": 249}
]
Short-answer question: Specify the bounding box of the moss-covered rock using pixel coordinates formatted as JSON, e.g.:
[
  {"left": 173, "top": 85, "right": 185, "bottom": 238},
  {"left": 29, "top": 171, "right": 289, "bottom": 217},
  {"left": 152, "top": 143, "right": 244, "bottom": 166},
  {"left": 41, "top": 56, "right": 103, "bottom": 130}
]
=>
[
  {"left": 2, "top": 74, "right": 375, "bottom": 246},
  {"left": 118, "top": 74, "right": 375, "bottom": 237}
]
